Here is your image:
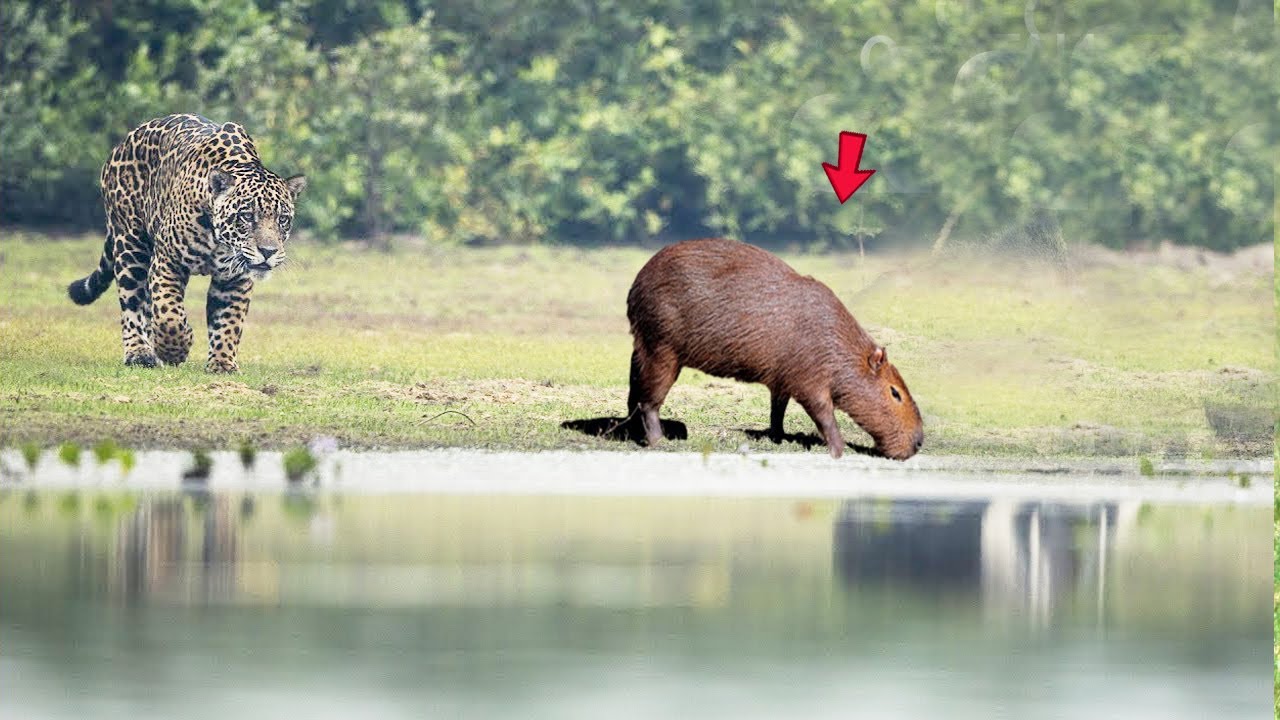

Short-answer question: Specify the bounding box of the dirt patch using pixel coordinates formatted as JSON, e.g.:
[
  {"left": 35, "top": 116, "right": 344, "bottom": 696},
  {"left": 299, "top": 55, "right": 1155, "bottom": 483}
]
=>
[
  {"left": 149, "top": 381, "right": 268, "bottom": 404},
  {"left": 360, "top": 379, "right": 594, "bottom": 407}
]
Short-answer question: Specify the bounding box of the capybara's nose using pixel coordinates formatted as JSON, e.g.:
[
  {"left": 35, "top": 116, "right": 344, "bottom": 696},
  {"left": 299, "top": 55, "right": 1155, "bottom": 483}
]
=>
[{"left": 912, "top": 428, "right": 924, "bottom": 453}]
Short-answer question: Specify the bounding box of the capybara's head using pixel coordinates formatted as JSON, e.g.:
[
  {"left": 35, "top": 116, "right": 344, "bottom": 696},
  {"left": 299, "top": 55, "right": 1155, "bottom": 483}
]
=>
[{"left": 845, "top": 346, "right": 924, "bottom": 460}]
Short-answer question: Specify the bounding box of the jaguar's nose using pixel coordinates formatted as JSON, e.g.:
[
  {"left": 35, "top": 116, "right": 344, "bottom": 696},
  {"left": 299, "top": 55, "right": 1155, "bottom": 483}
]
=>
[{"left": 259, "top": 246, "right": 278, "bottom": 261}]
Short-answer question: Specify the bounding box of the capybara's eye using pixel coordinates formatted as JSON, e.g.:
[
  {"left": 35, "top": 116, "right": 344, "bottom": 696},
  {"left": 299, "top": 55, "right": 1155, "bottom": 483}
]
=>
[{"left": 890, "top": 386, "right": 902, "bottom": 402}]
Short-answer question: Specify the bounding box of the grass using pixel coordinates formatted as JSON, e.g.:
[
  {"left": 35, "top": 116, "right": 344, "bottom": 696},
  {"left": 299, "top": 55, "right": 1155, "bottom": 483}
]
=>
[
  {"left": 282, "top": 446, "right": 318, "bottom": 483},
  {"left": 0, "top": 231, "right": 1273, "bottom": 458}
]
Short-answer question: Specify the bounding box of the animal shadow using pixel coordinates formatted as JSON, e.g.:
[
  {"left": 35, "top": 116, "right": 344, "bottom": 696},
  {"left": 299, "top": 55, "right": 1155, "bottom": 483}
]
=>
[
  {"left": 741, "top": 428, "right": 880, "bottom": 457},
  {"left": 560, "top": 416, "right": 689, "bottom": 445}
]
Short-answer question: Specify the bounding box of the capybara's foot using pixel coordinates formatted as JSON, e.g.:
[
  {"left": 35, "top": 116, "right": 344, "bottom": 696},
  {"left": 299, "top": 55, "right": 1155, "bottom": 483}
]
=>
[
  {"left": 124, "top": 350, "right": 162, "bottom": 368},
  {"left": 205, "top": 357, "right": 239, "bottom": 374},
  {"left": 641, "top": 408, "right": 664, "bottom": 447}
]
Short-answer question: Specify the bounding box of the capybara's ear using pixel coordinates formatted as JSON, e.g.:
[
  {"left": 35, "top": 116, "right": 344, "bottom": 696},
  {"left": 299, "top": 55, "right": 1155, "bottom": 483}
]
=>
[{"left": 868, "top": 346, "right": 886, "bottom": 372}]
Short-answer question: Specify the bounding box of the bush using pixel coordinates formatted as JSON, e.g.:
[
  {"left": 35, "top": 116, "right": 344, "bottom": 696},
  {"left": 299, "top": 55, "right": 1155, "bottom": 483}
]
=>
[{"left": 1, "top": 1, "right": 1272, "bottom": 250}]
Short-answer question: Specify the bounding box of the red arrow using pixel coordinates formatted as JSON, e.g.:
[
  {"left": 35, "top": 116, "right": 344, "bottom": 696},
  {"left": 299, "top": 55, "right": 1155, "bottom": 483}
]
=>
[{"left": 822, "top": 131, "right": 876, "bottom": 203}]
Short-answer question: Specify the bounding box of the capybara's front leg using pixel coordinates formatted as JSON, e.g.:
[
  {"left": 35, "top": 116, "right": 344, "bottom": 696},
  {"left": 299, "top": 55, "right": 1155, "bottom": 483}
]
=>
[
  {"left": 627, "top": 346, "right": 680, "bottom": 447},
  {"left": 799, "top": 395, "right": 845, "bottom": 459},
  {"left": 769, "top": 391, "right": 790, "bottom": 442}
]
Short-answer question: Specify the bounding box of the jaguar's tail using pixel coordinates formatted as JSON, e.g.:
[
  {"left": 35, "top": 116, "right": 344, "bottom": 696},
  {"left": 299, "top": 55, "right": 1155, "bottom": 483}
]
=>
[{"left": 68, "top": 236, "right": 114, "bottom": 305}]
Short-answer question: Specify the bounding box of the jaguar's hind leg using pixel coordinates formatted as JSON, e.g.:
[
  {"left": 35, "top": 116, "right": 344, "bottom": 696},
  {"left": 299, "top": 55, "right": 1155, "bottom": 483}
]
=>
[{"left": 111, "top": 217, "right": 159, "bottom": 367}]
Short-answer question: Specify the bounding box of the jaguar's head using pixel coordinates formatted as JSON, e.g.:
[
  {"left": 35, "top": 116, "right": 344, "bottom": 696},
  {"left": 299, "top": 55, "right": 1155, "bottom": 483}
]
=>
[{"left": 209, "top": 168, "right": 306, "bottom": 281}]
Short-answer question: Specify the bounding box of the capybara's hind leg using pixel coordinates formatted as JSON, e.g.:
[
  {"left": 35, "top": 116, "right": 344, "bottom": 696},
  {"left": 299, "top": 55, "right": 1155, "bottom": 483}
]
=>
[
  {"left": 628, "top": 346, "right": 680, "bottom": 446},
  {"left": 798, "top": 395, "right": 845, "bottom": 459},
  {"left": 769, "top": 391, "right": 790, "bottom": 442}
]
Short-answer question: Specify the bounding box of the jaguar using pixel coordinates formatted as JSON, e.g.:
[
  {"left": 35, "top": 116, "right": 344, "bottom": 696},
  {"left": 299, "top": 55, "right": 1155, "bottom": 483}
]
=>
[{"left": 68, "top": 113, "right": 305, "bottom": 372}]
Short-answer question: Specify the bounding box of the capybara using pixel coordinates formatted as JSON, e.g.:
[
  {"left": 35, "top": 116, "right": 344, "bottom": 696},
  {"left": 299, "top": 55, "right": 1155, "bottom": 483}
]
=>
[{"left": 625, "top": 238, "right": 924, "bottom": 460}]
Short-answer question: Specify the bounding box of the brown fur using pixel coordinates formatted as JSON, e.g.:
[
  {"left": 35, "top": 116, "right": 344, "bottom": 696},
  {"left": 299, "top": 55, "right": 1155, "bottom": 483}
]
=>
[{"left": 626, "top": 238, "right": 924, "bottom": 460}]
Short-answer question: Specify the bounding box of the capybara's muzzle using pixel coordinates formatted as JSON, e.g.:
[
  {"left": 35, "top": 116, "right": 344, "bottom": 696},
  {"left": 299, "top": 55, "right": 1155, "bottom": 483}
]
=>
[{"left": 880, "top": 427, "right": 924, "bottom": 461}]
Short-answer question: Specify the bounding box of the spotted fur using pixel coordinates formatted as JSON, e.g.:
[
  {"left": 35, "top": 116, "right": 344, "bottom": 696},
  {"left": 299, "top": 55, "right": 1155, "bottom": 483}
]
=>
[{"left": 68, "top": 114, "right": 305, "bottom": 372}]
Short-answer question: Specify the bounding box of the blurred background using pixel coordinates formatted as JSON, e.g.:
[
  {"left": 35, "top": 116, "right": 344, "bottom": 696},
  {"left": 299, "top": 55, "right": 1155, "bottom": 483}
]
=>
[{"left": 1, "top": 0, "right": 1274, "bottom": 250}]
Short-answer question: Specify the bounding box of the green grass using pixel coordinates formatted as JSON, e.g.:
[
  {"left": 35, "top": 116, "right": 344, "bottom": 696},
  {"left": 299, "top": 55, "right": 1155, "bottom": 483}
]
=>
[
  {"left": 282, "top": 446, "right": 319, "bottom": 483},
  {"left": 0, "top": 231, "right": 1273, "bottom": 457}
]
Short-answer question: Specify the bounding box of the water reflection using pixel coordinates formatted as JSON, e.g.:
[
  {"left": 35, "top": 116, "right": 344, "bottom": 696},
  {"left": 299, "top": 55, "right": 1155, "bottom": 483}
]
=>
[
  {"left": 0, "top": 489, "right": 1269, "bottom": 719},
  {"left": 834, "top": 499, "right": 1130, "bottom": 626},
  {"left": 112, "top": 490, "right": 239, "bottom": 606}
]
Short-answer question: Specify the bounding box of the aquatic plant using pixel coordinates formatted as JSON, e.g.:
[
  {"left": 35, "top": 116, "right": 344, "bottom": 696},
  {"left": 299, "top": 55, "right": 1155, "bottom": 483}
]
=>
[
  {"left": 58, "top": 442, "right": 81, "bottom": 467},
  {"left": 92, "top": 439, "right": 120, "bottom": 464},
  {"left": 1138, "top": 457, "right": 1155, "bottom": 477},
  {"left": 281, "top": 490, "right": 317, "bottom": 518},
  {"left": 117, "top": 449, "right": 136, "bottom": 474},
  {"left": 58, "top": 491, "right": 80, "bottom": 515},
  {"left": 283, "top": 447, "right": 318, "bottom": 483},
  {"left": 240, "top": 494, "right": 257, "bottom": 520},
  {"left": 238, "top": 440, "right": 257, "bottom": 468},
  {"left": 19, "top": 442, "right": 40, "bottom": 471},
  {"left": 183, "top": 449, "right": 213, "bottom": 481},
  {"left": 696, "top": 438, "right": 714, "bottom": 465}
]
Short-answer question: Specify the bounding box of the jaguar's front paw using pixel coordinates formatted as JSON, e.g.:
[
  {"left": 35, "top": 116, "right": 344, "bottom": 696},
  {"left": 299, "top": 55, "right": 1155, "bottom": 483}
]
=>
[
  {"left": 124, "top": 350, "right": 162, "bottom": 368},
  {"left": 153, "top": 326, "right": 193, "bottom": 366},
  {"left": 155, "top": 344, "right": 190, "bottom": 366},
  {"left": 205, "top": 357, "right": 240, "bottom": 374}
]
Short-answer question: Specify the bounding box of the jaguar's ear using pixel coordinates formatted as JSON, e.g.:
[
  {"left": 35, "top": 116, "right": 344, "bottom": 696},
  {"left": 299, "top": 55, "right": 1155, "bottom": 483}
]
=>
[
  {"left": 210, "top": 170, "right": 234, "bottom": 197},
  {"left": 285, "top": 174, "right": 307, "bottom": 198}
]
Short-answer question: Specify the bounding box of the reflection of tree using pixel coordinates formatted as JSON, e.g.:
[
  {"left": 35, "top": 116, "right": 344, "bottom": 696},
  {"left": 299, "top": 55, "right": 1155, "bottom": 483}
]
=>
[
  {"left": 110, "top": 492, "right": 239, "bottom": 606},
  {"left": 833, "top": 499, "right": 1134, "bottom": 626}
]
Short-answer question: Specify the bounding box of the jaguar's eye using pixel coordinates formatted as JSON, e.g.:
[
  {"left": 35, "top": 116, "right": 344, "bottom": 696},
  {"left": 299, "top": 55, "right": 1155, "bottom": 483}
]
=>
[
  {"left": 278, "top": 214, "right": 292, "bottom": 229},
  {"left": 237, "top": 211, "right": 255, "bottom": 225}
]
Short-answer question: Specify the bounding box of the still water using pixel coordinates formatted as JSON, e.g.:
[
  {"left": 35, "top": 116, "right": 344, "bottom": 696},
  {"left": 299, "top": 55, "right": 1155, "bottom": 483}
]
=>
[{"left": 0, "top": 458, "right": 1271, "bottom": 719}]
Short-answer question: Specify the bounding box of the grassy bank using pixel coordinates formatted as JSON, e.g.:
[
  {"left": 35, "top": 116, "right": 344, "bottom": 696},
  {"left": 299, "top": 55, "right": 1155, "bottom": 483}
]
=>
[{"left": 0, "top": 232, "right": 1272, "bottom": 458}]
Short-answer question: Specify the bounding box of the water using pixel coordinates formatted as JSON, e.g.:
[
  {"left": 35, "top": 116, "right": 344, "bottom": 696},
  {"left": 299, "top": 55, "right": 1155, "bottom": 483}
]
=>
[{"left": 0, "top": 452, "right": 1271, "bottom": 719}]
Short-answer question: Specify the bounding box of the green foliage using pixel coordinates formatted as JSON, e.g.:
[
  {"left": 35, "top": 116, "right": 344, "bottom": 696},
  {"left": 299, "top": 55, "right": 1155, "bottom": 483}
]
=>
[
  {"left": 19, "top": 442, "right": 40, "bottom": 470},
  {"left": 283, "top": 447, "right": 318, "bottom": 483},
  {"left": 57, "top": 442, "right": 81, "bottom": 467},
  {"left": 0, "top": 1, "right": 1271, "bottom": 250},
  {"left": 118, "top": 449, "right": 137, "bottom": 474},
  {"left": 92, "top": 438, "right": 120, "bottom": 464},
  {"left": 238, "top": 440, "right": 258, "bottom": 469},
  {"left": 184, "top": 449, "right": 213, "bottom": 480},
  {"left": 1139, "top": 457, "right": 1155, "bottom": 477},
  {"left": 57, "top": 491, "right": 80, "bottom": 515}
]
